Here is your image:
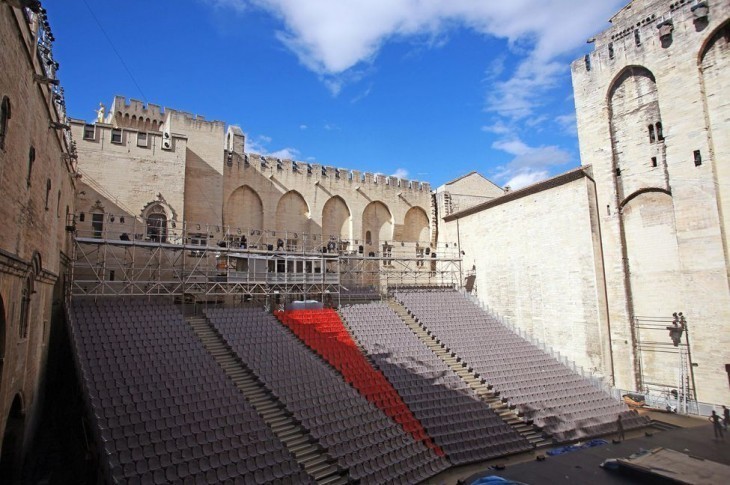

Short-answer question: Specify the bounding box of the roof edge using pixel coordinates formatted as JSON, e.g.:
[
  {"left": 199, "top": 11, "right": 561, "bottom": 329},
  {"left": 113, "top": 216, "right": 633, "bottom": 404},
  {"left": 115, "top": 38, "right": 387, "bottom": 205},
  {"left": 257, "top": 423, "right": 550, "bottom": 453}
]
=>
[{"left": 443, "top": 166, "right": 590, "bottom": 221}]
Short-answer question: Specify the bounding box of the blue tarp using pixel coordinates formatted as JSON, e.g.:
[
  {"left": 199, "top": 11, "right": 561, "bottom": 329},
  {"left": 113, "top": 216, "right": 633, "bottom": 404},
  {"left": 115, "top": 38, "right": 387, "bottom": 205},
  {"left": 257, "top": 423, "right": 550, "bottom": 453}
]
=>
[
  {"left": 471, "top": 476, "right": 529, "bottom": 485},
  {"left": 546, "top": 438, "right": 609, "bottom": 456}
]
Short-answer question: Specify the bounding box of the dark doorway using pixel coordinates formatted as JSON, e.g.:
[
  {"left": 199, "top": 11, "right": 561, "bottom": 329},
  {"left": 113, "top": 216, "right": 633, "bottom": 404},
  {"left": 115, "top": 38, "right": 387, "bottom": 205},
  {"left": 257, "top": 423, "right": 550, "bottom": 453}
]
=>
[
  {"left": 0, "top": 394, "right": 26, "bottom": 482},
  {"left": 0, "top": 295, "right": 5, "bottom": 392}
]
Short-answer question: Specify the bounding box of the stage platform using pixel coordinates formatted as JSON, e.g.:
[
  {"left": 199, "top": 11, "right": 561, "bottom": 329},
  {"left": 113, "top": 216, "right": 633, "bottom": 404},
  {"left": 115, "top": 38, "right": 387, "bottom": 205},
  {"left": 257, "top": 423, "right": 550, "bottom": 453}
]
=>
[{"left": 426, "top": 412, "right": 730, "bottom": 484}]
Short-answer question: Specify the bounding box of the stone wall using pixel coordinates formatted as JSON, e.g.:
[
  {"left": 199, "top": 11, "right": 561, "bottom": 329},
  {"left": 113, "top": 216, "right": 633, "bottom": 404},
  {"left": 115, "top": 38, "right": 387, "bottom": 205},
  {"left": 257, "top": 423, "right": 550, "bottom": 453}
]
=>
[
  {"left": 0, "top": 3, "right": 75, "bottom": 467},
  {"left": 439, "top": 170, "right": 614, "bottom": 380},
  {"left": 70, "top": 120, "right": 188, "bottom": 239},
  {"left": 572, "top": 0, "right": 730, "bottom": 402},
  {"left": 435, "top": 171, "right": 504, "bottom": 218},
  {"left": 222, "top": 151, "right": 433, "bottom": 252}
]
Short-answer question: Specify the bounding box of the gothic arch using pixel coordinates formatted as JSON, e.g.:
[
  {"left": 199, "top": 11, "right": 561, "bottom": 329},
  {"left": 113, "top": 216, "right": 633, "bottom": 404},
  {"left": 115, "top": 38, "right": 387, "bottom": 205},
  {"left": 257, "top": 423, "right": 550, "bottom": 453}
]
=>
[
  {"left": 275, "top": 190, "right": 310, "bottom": 238},
  {"left": 140, "top": 198, "right": 176, "bottom": 242},
  {"left": 0, "top": 393, "right": 26, "bottom": 480},
  {"left": 30, "top": 251, "right": 42, "bottom": 276},
  {"left": 606, "top": 65, "right": 656, "bottom": 103},
  {"left": 0, "top": 294, "right": 5, "bottom": 392},
  {"left": 608, "top": 65, "right": 667, "bottom": 200},
  {"left": 226, "top": 185, "right": 264, "bottom": 233},
  {"left": 698, "top": 19, "right": 730, "bottom": 66},
  {"left": 140, "top": 198, "right": 176, "bottom": 222},
  {"left": 321, "top": 196, "right": 351, "bottom": 242},
  {"left": 362, "top": 201, "right": 393, "bottom": 250},
  {"left": 699, "top": 21, "right": 730, "bottom": 280},
  {"left": 19, "top": 254, "right": 40, "bottom": 339},
  {"left": 403, "top": 206, "right": 430, "bottom": 243},
  {"left": 143, "top": 204, "right": 169, "bottom": 242},
  {"left": 622, "top": 191, "right": 681, "bottom": 386},
  {"left": 620, "top": 187, "right": 672, "bottom": 209}
]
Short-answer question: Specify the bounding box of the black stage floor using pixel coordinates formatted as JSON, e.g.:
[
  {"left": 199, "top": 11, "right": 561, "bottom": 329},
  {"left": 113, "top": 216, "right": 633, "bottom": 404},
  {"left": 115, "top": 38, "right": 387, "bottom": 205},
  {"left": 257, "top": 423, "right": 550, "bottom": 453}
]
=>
[{"left": 464, "top": 423, "right": 730, "bottom": 484}]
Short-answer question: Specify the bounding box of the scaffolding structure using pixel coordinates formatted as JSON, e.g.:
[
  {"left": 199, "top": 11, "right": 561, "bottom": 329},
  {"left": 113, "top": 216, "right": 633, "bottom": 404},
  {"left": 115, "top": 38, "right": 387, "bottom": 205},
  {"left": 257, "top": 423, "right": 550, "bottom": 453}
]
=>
[
  {"left": 634, "top": 315, "right": 698, "bottom": 415},
  {"left": 69, "top": 217, "right": 463, "bottom": 305}
]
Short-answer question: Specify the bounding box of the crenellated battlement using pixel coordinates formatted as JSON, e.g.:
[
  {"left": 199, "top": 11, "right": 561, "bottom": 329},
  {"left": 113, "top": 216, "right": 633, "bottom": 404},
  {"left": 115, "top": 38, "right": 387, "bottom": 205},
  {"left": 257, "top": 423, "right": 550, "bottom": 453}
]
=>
[
  {"left": 575, "top": 0, "right": 716, "bottom": 75},
  {"left": 228, "top": 152, "right": 431, "bottom": 193},
  {"left": 109, "top": 96, "right": 226, "bottom": 132},
  {"left": 109, "top": 96, "right": 166, "bottom": 131}
]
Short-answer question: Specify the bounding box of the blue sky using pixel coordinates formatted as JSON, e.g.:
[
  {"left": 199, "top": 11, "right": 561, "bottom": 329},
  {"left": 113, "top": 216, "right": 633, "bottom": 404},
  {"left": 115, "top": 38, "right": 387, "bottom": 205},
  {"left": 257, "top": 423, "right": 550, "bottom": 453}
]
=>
[{"left": 47, "top": 0, "right": 624, "bottom": 189}]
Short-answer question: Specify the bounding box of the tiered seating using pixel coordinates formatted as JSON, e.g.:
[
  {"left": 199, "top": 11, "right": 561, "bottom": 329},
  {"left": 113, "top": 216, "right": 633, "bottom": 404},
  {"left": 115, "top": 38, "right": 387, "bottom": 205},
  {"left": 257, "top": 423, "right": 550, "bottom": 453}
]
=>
[
  {"left": 69, "top": 298, "right": 310, "bottom": 484},
  {"left": 341, "top": 303, "right": 532, "bottom": 464},
  {"left": 276, "top": 309, "right": 443, "bottom": 456},
  {"left": 207, "top": 308, "right": 449, "bottom": 484},
  {"left": 340, "top": 286, "right": 381, "bottom": 303},
  {"left": 395, "top": 290, "right": 649, "bottom": 442}
]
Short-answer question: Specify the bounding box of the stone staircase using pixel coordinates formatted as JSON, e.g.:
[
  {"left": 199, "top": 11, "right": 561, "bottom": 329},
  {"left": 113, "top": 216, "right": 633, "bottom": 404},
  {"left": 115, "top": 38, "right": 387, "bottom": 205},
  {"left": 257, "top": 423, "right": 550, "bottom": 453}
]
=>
[
  {"left": 386, "top": 300, "right": 548, "bottom": 448},
  {"left": 186, "top": 315, "right": 348, "bottom": 485}
]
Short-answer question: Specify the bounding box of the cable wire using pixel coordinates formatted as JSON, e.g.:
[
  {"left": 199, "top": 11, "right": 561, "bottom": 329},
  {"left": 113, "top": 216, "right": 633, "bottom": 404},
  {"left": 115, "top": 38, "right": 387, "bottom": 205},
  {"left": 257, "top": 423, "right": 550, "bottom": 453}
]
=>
[{"left": 80, "top": 0, "right": 147, "bottom": 103}]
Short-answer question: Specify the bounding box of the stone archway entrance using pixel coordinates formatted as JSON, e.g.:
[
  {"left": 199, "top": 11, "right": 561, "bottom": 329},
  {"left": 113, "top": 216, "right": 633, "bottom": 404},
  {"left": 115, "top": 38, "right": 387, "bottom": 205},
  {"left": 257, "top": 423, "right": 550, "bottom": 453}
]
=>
[
  {"left": 0, "top": 394, "right": 26, "bottom": 482},
  {"left": 0, "top": 295, "right": 4, "bottom": 392}
]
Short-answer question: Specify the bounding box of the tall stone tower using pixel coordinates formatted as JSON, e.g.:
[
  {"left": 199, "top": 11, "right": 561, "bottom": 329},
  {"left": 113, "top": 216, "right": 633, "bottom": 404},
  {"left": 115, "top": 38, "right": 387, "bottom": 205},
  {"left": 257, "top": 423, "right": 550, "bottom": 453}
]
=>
[{"left": 572, "top": 0, "right": 730, "bottom": 402}]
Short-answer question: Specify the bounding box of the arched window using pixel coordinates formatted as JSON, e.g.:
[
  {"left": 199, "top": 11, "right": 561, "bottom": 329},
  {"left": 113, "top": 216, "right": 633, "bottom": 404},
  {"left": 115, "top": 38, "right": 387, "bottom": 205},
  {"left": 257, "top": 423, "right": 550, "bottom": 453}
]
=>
[
  {"left": 656, "top": 122, "right": 664, "bottom": 141},
  {"left": 648, "top": 124, "right": 655, "bottom": 143},
  {"left": 56, "top": 190, "right": 61, "bottom": 218},
  {"left": 45, "top": 179, "right": 51, "bottom": 210},
  {"left": 365, "top": 231, "right": 372, "bottom": 245},
  {"left": 0, "top": 96, "right": 10, "bottom": 150},
  {"left": 145, "top": 204, "right": 168, "bottom": 242},
  {"left": 91, "top": 212, "right": 104, "bottom": 238},
  {"left": 27, "top": 146, "right": 35, "bottom": 187},
  {"left": 19, "top": 274, "right": 33, "bottom": 339}
]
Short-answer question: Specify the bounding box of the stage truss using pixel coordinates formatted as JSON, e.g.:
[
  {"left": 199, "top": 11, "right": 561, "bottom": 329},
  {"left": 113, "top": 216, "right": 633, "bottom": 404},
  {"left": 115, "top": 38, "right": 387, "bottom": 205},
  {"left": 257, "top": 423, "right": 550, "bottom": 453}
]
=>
[{"left": 70, "top": 230, "right": 463, "bottom": 305}]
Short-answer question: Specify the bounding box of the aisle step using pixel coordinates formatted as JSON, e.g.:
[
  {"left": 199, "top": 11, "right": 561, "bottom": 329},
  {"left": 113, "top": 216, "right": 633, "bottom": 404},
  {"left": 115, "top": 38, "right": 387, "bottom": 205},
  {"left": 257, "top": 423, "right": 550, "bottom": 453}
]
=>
[
  {"left": 186, "top": 315, "right": 348, "bottom": 484},
  {"left": 386, "top": 299, "right": 550, "bottom": 449}
]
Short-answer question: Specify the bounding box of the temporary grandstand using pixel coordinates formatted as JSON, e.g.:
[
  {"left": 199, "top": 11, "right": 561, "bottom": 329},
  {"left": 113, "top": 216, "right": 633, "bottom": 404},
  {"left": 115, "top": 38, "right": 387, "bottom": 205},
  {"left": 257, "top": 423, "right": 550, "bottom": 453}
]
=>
[{"left": 65, "top": 237, "right": 649, "bottom": 483}]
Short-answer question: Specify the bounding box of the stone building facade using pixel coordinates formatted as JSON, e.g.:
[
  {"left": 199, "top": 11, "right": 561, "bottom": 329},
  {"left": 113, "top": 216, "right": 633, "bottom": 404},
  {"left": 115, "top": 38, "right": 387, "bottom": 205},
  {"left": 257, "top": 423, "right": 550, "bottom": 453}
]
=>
[
  {"left": 70, "top": 96, "right": 433, "bottom": 256},
  {"left": 573, "top": 0, "right": 730, "bottom": 403},
  {"left": 440, "top": 0, "right": 730, "bottom": 405},
  {"left": 0, "top": 2, "right": 76, "bottom": 477},
  {"left": 69, "top": 0, "right": 730, "bottom": 406},
  {"left": 438, "top": 169, "right": 614, "bottom": 385}
]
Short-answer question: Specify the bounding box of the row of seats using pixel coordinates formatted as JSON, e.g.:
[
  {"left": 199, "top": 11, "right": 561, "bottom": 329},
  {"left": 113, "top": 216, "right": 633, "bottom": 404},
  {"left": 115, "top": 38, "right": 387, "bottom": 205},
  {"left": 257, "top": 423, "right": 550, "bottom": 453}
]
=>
[
  {"left": 69, "top": 298, "right": 311, "bottom": 484},
  {"left": 395, "top": 290, "right": 649, "bottom": 442},
  {"left": 340, "top": 303, "right": 532, "bottom": 465},
  {"left": 275, "top": 309, "right": 444, "bottom": 456},
  {"left": 206, "top": 307, "right": 450, "bottom": 484}
]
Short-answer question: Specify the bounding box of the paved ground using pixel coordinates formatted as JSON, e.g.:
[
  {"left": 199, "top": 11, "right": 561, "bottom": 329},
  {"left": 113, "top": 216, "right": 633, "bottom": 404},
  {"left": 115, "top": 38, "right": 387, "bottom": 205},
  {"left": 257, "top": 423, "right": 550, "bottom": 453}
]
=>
[{"left": 425, "top": 411, "right": 730, "bottom": 484}]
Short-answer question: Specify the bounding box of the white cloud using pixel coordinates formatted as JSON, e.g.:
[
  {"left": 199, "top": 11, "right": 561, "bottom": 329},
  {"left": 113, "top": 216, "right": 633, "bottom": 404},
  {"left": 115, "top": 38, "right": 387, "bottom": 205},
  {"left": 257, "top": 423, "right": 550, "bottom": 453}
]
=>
[
  {"left": 391, "top": 168, "right": 409, "bottom": 179},
  {"left": 246, "top": 134, "right": 301, "bottom": 160},
  {"left": 225, "top": 1, "right": 623, "bottom": 74},
  {"left": 483, "top": 54, "right": 506, "bottom": 81},
  {"left": 210, "top": 0, "right": 622, "bottom": 106},
  {"left": 485, "top": 59, "right": 564, "bottom": 119},
  {"left": 481, "top": 120, "right": 511, "bottom": 135},
  {"left": 350, "top": 85, "right": 373, "bottom": 104},
  {"left": 206, "top": 0, "right": 247, "bottom": 13},
  {"left": 504, "top": 170, "right": 549, "bottom": 190},
  {"left": 268, "top": 147, "right": 301, "bottom": 159},
  {"left": 299, "top": 124, "right": 308, "bottom": 130},
  {"left": 490, "top": 135, "right": 571, "bottom": 189},
  {"left": 492, "top": 138, "right": 531, "bottom": 157},
  {"left": 555, "top": 113, "right": 577, "bottom": 136},
  {"left": 525, "top": 115, "right": 548, "bottom": 127}
]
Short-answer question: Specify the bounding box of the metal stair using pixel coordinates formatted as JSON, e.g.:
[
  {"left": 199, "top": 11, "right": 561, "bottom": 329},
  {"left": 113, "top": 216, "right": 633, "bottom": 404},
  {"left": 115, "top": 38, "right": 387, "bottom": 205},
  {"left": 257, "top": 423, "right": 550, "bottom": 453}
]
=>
[
  {"left": 186, "top": 315, "right": 348, "bottom": 485},
  {"left": 386, "top": 299, "right": 549, "bottom": 448}
]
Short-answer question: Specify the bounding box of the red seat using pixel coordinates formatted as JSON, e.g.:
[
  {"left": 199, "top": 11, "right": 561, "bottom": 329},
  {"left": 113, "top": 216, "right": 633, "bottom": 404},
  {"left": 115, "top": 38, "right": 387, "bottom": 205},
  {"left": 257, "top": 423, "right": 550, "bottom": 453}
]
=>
[{"left": 277, "top": 309, "right": 443, "bottom": 456}]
